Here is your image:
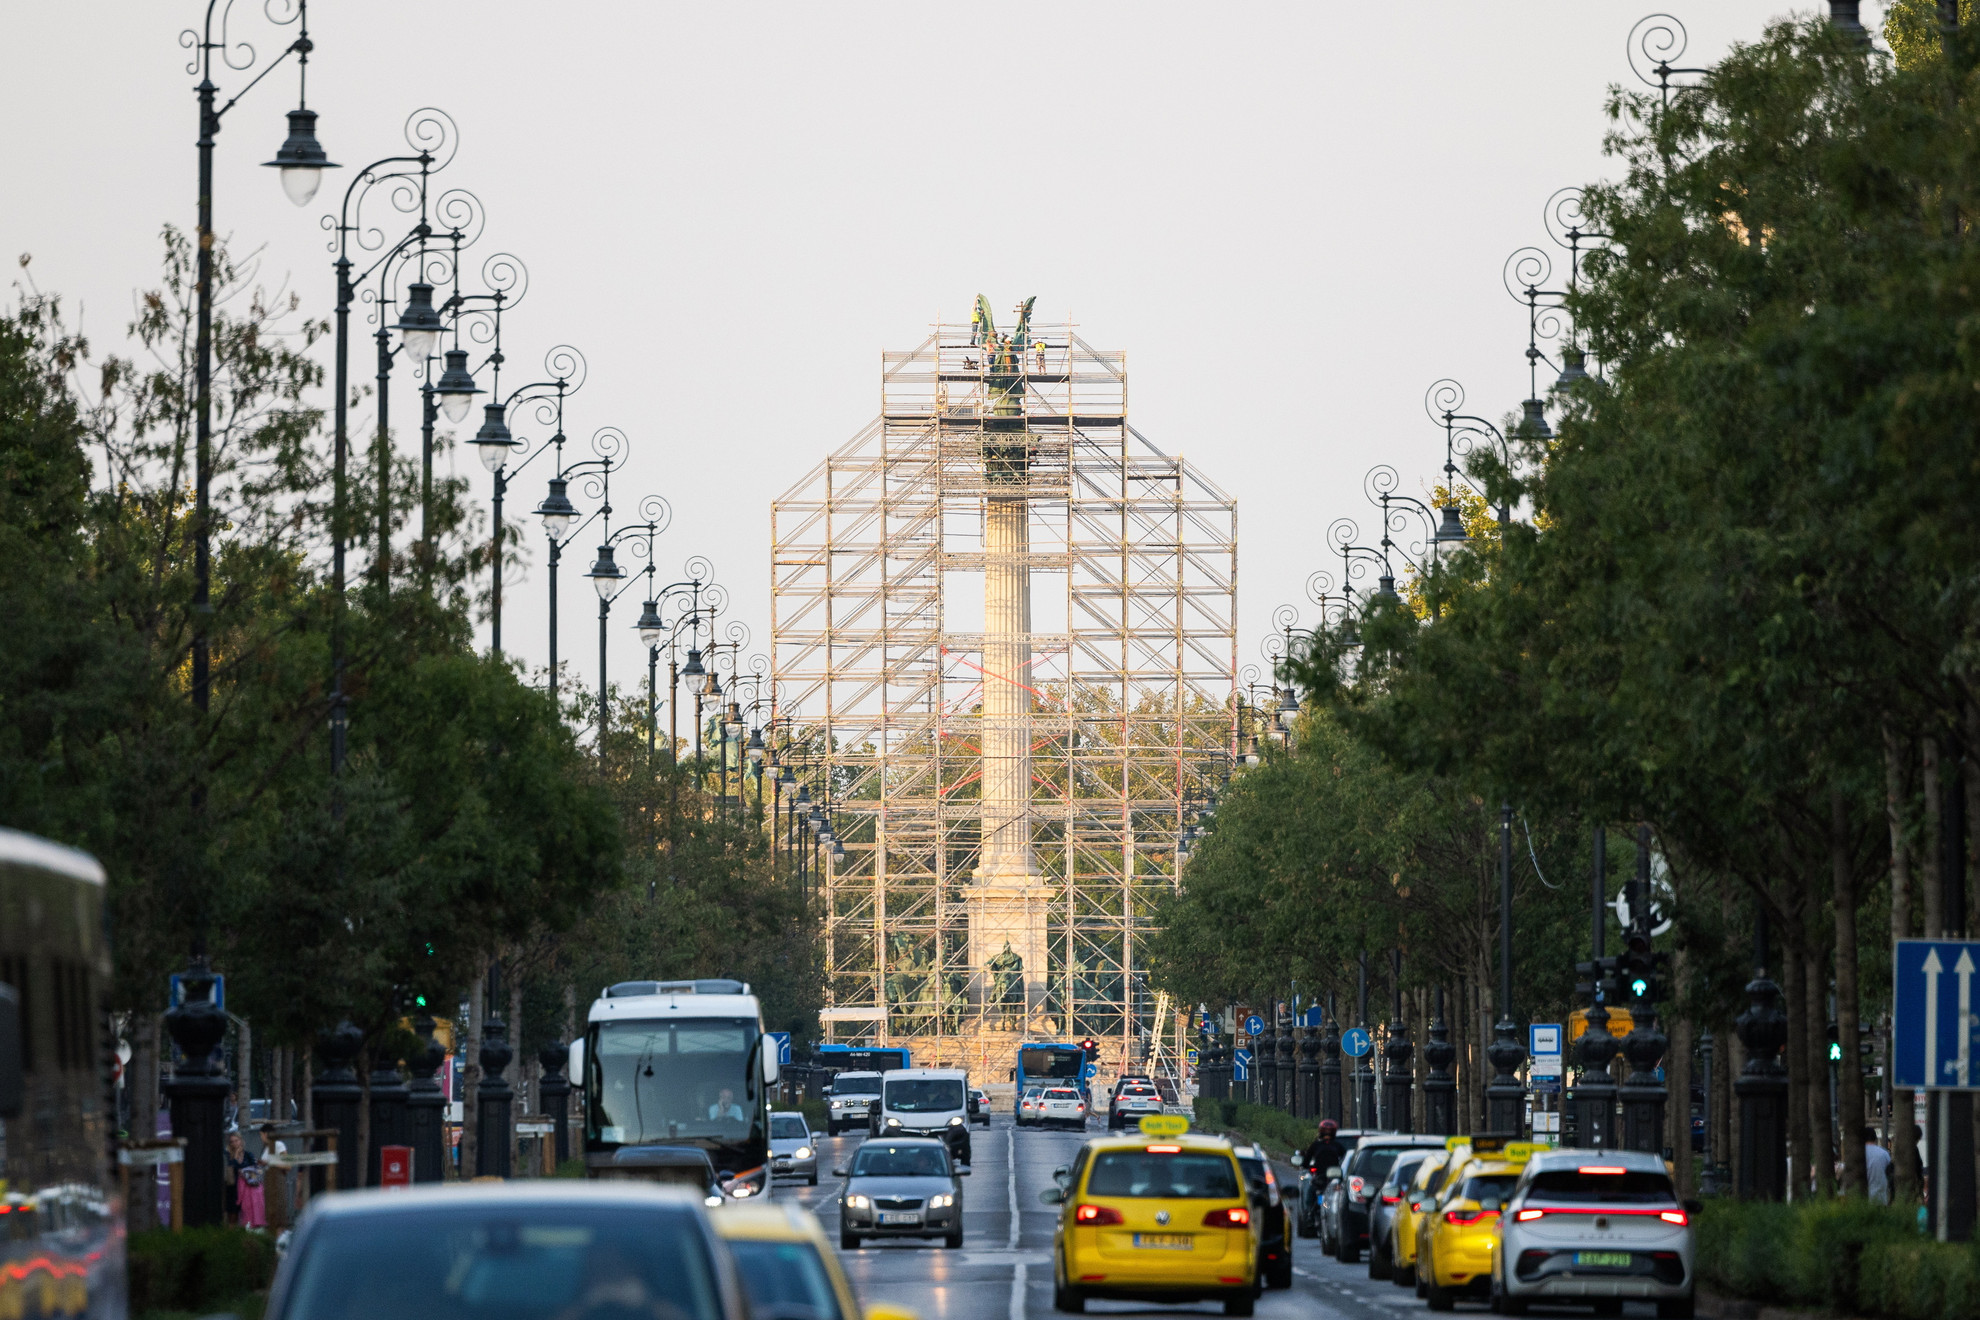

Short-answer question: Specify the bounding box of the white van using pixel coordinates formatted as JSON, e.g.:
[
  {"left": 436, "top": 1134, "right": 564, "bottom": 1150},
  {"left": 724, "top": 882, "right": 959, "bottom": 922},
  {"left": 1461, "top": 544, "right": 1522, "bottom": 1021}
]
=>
[{"left": 871, "top": 1067, "right": 973, "bottom": 1164}]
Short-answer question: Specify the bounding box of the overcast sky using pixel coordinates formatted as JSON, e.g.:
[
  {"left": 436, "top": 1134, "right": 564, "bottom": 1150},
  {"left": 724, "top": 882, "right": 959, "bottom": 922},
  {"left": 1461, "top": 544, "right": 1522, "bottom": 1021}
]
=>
[{"left": 1, "top": 1, "right": 1870, "bottom": 714}]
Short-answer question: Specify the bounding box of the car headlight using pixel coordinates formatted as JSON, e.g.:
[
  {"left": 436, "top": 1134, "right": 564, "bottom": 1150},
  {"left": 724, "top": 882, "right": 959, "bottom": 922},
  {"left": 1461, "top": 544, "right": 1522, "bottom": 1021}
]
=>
[
  {"left": 885, "top": 1117, "right": 902, "bottom": 1127},
  {"left": 928, "top": 1193, "right": 954, "bottom": 1209},
  {"left": 845, "top": 1195, "right": 871, "bottom": 1210},
  {"left": 794, "top": 1146, "right": 813, "bottom": 1160},
  {"left": 948, "top": 1116, "right": 964, "bottom": 1126}
]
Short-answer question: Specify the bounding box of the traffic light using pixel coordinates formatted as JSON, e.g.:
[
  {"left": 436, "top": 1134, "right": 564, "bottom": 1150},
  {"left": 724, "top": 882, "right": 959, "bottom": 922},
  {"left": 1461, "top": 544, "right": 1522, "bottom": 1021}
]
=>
[{"left": 1081, "top": 1037, "right": 1100, "bottom": 1063}]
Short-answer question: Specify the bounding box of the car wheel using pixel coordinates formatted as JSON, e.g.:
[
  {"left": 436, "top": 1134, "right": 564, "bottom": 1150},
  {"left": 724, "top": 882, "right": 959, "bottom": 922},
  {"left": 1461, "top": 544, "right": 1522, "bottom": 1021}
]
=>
[
  {"left": 1656, "top": 1298, "right": 1694, "bottom": 1319},
  {"left": 945, "top": 1229, "right": 964, "bottom": 1249},
  {"left": 1052, "top": 1283, "right": 1084, "bottom": 1314},
  {"left": 808, "top": 1172, "right": 818, "bottom": 1186},
  {"left": 1223, "top": 1289, "right": 1255, "bottom": 1317},
  {"left": 1593, "top": 1301, "right": 1624, "bottom": 1318},
  {"left": 1499, "top": 1295, "right": 1528, "bottom": 1316},
  {"left": 1268, "top": 1255, "right": 1292, "bottom": 1290},
  {"left": 1425, "top": 1283, "right": 1454, "bottom": 1312},
  {"left": 1369, "top": 1237, "right": 1391, "bottom": 1280},
  {"left": 840, "top": 1231, "right": 860, "bottom": 1251},
  {"left": 1335, "top": 1233, "right": 1358, "bottom": 1265},
  {"left": 1395, "top": 1263, "right": 1416, "bottom": 1289}
]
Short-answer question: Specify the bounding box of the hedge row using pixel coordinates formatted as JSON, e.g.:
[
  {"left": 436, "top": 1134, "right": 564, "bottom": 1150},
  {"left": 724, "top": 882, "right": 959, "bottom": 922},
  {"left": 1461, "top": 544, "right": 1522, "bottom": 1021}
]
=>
[
  {"left": 1191, "top": 1097, "right": 1316, "bottom": 1155},
  {"left": 128, "top": 1227, "right": 276, "bottom": 1317},
  {"left": 1692, "top": 1198, "right": 1980, "bottom": 1320}
]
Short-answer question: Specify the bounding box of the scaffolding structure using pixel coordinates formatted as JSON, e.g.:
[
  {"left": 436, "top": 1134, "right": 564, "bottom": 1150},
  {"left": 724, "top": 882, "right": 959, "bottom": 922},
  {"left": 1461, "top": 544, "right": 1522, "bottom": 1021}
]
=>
[{"left": 770, "top": 309, "right": 1237, "bottom": 1069}]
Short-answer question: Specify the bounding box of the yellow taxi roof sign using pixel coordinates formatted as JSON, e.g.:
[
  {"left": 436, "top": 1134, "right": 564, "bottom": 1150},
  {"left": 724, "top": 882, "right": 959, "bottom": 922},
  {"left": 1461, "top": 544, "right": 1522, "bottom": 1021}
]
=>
[
  {"left": 1138, "top": 1114, "right": 1189, "bottom": 1138},
  {"left": 1503, "top": 1142, "right": 1542, "bottom": 1165},
  {"left": 1444, "top": 1136, "right": 1470, "bottom": 1152}
]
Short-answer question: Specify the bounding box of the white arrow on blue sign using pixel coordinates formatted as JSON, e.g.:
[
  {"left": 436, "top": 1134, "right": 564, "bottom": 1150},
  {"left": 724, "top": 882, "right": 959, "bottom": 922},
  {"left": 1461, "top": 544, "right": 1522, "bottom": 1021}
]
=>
[
  {"left": 1341, "top": 1027, "right": 1372, "bottom": 1058},
  {"left": 766, "top": 1031, "right": 793, "bottom": 1066},
  {"left": 1244, "top": 1014, "right": 1265, "bottom": 1036},
  {"left": 1892, "top": 939, "right": 1980, "bottom": 1090},
  {"left": 1233, "top": 1048, "right": 1253, "bottom": 1080}
]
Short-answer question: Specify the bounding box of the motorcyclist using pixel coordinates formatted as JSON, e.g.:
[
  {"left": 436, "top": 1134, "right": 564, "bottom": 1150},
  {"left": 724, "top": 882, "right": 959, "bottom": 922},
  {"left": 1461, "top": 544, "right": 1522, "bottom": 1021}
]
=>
[
  {"left": 1299, "top": 1119, "right": 1349, "bottom": 1228},
  {"left": 1305, "top": 1119, "right": 1347, "bottom": 1176}
]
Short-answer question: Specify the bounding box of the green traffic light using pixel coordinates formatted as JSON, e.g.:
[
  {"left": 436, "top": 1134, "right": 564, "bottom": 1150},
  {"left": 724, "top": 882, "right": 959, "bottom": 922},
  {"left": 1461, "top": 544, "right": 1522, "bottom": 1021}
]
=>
[
  {"left": 1828, "top": 1042, "right": 1842, "bottom": 1062},
  {"left": 416, "top": 994, "right": 428, "bottom": 1007},
  {"left": 1631, "top": 977, "right": 1649, "bottom": 997}
]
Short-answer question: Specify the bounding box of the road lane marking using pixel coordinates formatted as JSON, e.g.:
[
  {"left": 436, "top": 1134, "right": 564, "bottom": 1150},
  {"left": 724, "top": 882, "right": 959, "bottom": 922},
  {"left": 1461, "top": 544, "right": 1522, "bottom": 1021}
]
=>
[
  {"left": 1006, "top": 1127, "right": 1019, "bottom": 1249},
  {"left": 1009, "top": 1261, "right": 1026, "bottom": 1320}
]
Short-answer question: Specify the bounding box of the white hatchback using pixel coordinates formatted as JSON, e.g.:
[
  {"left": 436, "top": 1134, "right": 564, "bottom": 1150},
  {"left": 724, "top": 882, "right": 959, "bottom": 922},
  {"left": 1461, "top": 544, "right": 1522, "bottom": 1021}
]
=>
[
  {"left": 1034, "top": 1086, "right": 1087, "bottom": 1129},
  {"left": 1494, "top": 1149, "right": 1697, "bottom": 1318}
]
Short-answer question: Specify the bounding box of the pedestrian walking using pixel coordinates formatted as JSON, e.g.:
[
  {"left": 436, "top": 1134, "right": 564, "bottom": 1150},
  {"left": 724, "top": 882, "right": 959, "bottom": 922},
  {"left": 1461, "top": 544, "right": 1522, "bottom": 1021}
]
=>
[{"left": 1862, "top": 1126, "right": 1892, "bottom": 1205}]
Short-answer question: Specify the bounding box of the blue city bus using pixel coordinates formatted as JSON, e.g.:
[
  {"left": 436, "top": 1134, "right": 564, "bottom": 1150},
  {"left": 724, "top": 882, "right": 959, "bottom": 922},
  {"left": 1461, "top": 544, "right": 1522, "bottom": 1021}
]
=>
[
  {"left": 814, "top": 1043, "right": 910, "bottom": 1074},
  {"left": 1013, "top": 1041, "right": 1085, "bottom": 1115}
]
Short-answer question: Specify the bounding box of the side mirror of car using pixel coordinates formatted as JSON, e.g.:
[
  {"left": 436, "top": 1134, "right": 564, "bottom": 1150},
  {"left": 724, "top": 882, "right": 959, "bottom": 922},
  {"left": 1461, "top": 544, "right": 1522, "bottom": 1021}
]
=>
[
  {"left": 565, "top": 1037, "right": 586, "bottom": 1092},
  {"left": 1052, "top": 1164, "right": 1070, "bottom": 1181},
  {"left": 833, "top": 1165, "right": 849, "bottom": 1177},
  {"left": 1039, "top": 1187, "right": 1065, "bottom": 1205}
]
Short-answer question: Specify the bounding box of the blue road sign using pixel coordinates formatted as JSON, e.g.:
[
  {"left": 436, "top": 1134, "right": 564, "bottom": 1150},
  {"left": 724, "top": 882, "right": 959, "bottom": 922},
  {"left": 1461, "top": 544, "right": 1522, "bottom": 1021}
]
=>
[
  {"left": 1341, "top": 1027, "right": 1372, "bottom": 1058},
  {"left": 1893, "top": 939, "right": 1980, "bottom": 1090},
  {"left": 1529, "top": 1024, "right": 1563, "bottom": 1058},
  {"left": 1244, "top": 1014, "right": 1265, "bottom": 1036},
  {"left": 1233, "top": 1048, "right": 1253, "bottom": 1081},
  {"left": 1302, "top": 1006, "right": 1324, "bottom": 1027},
  {"left": 766, "top": 1031, "right": 793, "bottom": 1066},
  {"left": 1185, "top": 1047, "right": 1200, "bottom": 1066},
  {"left": 1081, "top": 1062, "right": 1099, "bottom": 1083},
  {"left": 1201, "top": 1014, "right": 1218, "bottom": 1035}
]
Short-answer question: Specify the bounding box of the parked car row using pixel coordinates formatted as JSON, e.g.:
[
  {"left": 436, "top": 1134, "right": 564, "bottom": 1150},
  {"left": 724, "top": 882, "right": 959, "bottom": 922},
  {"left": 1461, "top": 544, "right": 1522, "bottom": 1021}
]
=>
[{"left": 1300, "top": 1131, "right": 1697, "bottom": 1318}]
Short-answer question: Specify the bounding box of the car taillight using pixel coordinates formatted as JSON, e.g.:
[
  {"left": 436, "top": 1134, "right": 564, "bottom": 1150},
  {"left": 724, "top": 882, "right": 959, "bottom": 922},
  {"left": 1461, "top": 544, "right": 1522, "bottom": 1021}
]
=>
[
  {"left": 1075, "top": 1204, "right": 1125, "bottom": 1225},
  {"left": 1349, "top": 1176, "right": 1365, "bottom": 1198},
  {"left": 1659, "top": 1210, "right": 1687, "bottom": 1226},
  {"left": 1203, "top": 1207, "right": 1251, "bottom": 1228},
  {"left": 1445, "top": 1209, "right": 1499, "bottom": 1225},
  {"left": 1516, "top": 1209, "right": 1546, "bottom": 1222},
  {"left": 1381, "top": 1194, "right": 1401, "bottom": 1204}
]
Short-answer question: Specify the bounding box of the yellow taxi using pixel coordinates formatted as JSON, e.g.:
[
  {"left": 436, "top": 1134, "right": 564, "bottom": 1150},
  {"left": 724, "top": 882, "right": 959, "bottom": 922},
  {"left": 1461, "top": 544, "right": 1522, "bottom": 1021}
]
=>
[
  {"left": 1419, "top": 1139, "right": 1538, "bottom": 1311},
  {"left": 1390, "top": 1150, "right": 1451, "bottom": 1289},
  {"left": 1043, "top": 1118, "right": 1258, "bottom": 1317},
  {"left": 711, "top": 1201, "right": 918, "bottom": 1320}
]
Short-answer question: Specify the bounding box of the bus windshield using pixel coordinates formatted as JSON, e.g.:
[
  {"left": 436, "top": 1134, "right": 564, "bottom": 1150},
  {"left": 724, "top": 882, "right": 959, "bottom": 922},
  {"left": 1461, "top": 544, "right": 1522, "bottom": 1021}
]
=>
[
  {"left": 588, "top": 1019, "right": 759, "bottom": 1145},
  {"left": 1018, "top": 1047, "right": 1082, "bottom": 1080}
]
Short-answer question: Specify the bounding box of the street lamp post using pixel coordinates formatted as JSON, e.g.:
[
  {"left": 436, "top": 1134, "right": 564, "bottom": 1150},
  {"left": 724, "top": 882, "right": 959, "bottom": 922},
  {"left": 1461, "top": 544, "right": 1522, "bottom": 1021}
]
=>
[
  {"left": 1618, "top": 824, "right": 1670, "bottom": 1152},
  {"left": 171, "top": 0, "right": 332, "bottom": 1228},
  {"left": 1484, "top": 801, "right": 1528, "bottom": 1135},
  {"left": 1570, "top": 826, "right": 1620, "bottom": 1150},
  {"left": 1382, "top": 948, "right": 1414, "bottom": 1133},
  {"left": 1422, "top": 986, "right": 1457, "bottom": 1135},
  {"left": 534, "top": 428, "right": 625, "bottom": 708},
  {"left": 584, "top": 494, "right": 671, "bottom": 768}
]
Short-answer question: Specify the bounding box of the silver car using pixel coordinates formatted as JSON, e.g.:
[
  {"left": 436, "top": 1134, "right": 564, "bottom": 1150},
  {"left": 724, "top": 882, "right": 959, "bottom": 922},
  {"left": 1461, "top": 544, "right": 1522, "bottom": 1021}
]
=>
[
  {"left": 1495, "top": 1148, "right": 1697, "bottom": 1318},
  {"left": 264, "top": 1183, "right": 749, "bottom": 1320},
  {"left": 834, "top": 1136, "right": 969, "bottom": 1250},
  {"left": 826, "top": 1071, "right": 883, "bottom": 1135},
  {"left": 768, "top": 1111, "right": 818, "bottom": 1185}
]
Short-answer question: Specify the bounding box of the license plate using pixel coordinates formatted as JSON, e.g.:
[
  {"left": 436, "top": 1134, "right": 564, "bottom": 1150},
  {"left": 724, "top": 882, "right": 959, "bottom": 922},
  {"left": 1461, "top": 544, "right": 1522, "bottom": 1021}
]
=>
[
  {"left": 1574, "top": 1251, "right": 1633, "bottom": 1268},
  {"left": 1133, "top": 1233, "right": 1194, "bottom": 1250},
  {"left": 880, "top": 1212, "right": 922, "bottom": 1226},
  {"left": 773, "top": 1161, "right": 790, "bottom": 1169}
]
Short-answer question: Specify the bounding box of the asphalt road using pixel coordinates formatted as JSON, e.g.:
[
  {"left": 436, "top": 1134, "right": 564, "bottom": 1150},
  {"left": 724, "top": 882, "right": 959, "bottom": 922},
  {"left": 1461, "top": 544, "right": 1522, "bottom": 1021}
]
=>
[{"left": 760, "top": 1113, "right": 1516, "bottom": 1320}]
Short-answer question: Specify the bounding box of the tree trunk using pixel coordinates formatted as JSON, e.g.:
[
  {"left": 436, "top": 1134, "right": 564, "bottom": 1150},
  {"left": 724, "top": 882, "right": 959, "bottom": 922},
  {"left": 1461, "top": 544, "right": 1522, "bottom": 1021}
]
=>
[
  {"left": 127, "top": 1020, "right": 159, "bottom": 1233},
  {"left": 1724, "top": 1023, "right": 1743, "bottom": 1188},
  {"left": 508, "top": 974, "right": 525, "bottom": 1174},
  {"left": 463, "top": 966, "right": 485, "bottom": 1181},
  {"left": 1783, "top": 949, "right": 1808, "bottom": 1199},
  {"left": 1835, "top": 786, "right": 1867, "bottom": 1198},
  {"left": 356, "top": 1048, "right": 373, "bottom": 1190},
  {"left": 1923, "top": 737, "right": 1943, "bottom": 937},
  {"left": 1888, "top": 727, "right": 1923, "bottom": 1201},
  {"left": 1805, "top": 950, "right": 1836, "bottom": 1198}
]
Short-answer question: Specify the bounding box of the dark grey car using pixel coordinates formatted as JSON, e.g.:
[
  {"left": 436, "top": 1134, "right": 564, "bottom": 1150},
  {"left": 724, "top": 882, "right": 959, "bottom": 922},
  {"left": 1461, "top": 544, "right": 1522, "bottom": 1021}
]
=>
[
  {"left": 264, "top": 1182, "right": 747, "bottom": 1320},
  {"left": 835, "top": 1136, "right": 969, "bottom": 1251},
  {"left": 1368, "top": 1150, "right": 1435, "bottom": 1279}
]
